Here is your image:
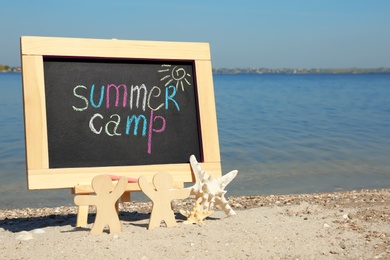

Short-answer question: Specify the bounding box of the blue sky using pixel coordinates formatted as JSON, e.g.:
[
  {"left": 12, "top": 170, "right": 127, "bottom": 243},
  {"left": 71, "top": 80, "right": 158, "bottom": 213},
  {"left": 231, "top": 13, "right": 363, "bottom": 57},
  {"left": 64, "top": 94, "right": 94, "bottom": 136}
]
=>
[{"left": 1, "top": 0, "right": 389, "bottom": 68}]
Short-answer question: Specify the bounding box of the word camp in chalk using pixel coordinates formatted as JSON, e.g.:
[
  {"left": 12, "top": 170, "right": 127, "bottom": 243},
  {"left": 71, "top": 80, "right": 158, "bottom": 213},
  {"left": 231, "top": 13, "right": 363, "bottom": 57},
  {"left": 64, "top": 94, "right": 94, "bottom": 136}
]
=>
[{"left": 72, "top": 83, "right": 181, "bottom": 154}]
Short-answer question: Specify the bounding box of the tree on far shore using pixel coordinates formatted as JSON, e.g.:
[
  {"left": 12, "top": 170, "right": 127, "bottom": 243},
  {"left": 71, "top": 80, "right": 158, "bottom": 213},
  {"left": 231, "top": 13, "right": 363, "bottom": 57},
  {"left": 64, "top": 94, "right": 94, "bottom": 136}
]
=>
[{"left": 0, "top": 64, "right": 10, "bottom": 72}]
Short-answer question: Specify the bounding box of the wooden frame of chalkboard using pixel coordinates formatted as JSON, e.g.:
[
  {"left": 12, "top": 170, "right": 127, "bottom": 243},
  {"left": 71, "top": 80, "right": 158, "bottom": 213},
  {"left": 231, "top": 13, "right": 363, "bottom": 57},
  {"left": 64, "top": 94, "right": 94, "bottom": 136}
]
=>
[{"left": 20, "top": 36, "right": 221, "bottom": 190}]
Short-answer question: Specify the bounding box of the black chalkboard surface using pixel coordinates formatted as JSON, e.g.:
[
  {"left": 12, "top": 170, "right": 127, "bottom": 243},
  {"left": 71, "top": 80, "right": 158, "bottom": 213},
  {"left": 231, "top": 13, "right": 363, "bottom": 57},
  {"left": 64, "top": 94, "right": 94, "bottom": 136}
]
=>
[{"left": 43, "top": 58, "right": 201, "bottom": 168}]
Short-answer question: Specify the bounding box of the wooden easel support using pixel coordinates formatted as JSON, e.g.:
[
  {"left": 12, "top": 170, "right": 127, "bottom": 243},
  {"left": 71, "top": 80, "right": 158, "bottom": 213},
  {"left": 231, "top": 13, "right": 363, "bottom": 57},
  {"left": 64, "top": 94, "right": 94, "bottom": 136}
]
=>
[{"left": 74, "top": 193, "right": 132, "bottom": 228}]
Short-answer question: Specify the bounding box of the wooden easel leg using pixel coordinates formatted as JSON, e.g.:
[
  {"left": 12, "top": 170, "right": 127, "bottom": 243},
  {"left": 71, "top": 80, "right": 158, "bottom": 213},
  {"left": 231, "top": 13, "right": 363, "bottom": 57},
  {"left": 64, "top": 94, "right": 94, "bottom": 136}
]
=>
[
  {"left": 116, "top": 192, "right": 131, "bottom": 213},
  {"left": 76, "top": 205, "right": 89, "bottom": 227},
  {"left": 121, "top": 191, "right": 131, "bottom": 202}
]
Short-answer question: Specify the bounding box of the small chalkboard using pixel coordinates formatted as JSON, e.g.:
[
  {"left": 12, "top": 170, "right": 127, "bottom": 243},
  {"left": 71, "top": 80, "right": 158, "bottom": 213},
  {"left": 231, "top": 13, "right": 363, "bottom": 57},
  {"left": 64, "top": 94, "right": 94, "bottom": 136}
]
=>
[
  {"left": 21, "top": 36, "right": 221, "bottom": 190},
  {"left": 44, "top": 58, "right": 200, "bottom": 168}
]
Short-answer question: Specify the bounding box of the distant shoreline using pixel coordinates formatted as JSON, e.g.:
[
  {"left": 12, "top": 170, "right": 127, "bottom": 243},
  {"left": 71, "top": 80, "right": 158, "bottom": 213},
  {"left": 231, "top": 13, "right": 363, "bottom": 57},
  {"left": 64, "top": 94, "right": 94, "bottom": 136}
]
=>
[
  {"left": 212, "top": 67, "right": 390, "bottom": 75},
  {"left": 2, "top": 67, "right": 390, "bottom": 75}
]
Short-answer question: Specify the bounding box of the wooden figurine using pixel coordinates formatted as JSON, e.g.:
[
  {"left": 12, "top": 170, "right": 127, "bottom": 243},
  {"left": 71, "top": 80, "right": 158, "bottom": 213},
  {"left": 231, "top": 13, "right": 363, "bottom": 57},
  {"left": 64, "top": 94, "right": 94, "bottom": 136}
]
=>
[
  {"left": 74, "top": 175, "right": 127, "bottom": 234},
  {"left": 138, "top": 172, "right": 190, "bottom": 229}
]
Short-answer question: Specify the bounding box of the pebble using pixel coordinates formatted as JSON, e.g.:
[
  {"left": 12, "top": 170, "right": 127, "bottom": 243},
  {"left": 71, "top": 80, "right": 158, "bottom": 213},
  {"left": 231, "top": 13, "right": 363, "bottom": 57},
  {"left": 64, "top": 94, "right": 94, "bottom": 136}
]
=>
[
  {"left": 32, "top": 229, "right": 45, "bottom": 234},
  {"left": 15, "top": 231, "right": 33, "bottom": 241},
  {"left": 324, "top": 223, "right": 331, "bottom": 228}
]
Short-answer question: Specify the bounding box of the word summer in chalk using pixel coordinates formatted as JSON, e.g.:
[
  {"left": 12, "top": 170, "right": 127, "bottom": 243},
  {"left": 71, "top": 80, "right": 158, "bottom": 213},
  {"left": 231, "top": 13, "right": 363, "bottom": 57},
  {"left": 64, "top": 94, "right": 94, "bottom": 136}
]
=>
[{"left": 72, "top": 83, "right": 181, "bottom": 154}]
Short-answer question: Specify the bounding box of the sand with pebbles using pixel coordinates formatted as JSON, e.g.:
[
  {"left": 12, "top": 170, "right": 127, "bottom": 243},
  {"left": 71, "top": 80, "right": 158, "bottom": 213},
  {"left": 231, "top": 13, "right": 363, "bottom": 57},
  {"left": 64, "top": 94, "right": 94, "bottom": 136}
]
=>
[{"left": 1, "top": 189, "right": 389, "bottom": 259}]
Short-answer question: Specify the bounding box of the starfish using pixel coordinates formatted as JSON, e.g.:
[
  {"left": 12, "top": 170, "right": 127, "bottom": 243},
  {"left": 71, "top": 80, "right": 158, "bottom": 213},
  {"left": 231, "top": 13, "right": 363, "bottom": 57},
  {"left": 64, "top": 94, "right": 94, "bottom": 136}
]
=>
[
  {"left": 188, "top": 155, "right": 238, "bottom": 216},
  {"left": 180, "top": 198, "right": 214, "bottom": 225}
]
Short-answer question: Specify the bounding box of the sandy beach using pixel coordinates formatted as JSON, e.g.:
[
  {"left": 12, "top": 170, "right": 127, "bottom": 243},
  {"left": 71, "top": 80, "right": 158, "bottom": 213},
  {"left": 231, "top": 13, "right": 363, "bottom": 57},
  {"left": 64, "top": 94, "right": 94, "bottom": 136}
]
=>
[{"left": 1, "top": 189, "right": 389, "bottom": 259}]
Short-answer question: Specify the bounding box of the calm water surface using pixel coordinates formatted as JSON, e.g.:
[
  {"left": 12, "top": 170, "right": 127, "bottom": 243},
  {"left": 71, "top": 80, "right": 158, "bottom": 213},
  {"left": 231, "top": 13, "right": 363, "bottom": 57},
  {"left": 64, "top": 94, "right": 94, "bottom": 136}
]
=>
[
  {"left": 216, "top": 74, "right": 390, "bottom": 196},
  {"left": 1, "top": 73, "right": 389, "bottom": 208}
]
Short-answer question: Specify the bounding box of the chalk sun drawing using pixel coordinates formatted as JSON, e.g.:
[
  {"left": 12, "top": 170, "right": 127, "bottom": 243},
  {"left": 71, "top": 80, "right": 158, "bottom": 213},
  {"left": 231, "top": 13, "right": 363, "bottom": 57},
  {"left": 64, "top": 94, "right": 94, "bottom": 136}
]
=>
[{"left": 158, "top": 64, "right": 191, "bottom": 91}]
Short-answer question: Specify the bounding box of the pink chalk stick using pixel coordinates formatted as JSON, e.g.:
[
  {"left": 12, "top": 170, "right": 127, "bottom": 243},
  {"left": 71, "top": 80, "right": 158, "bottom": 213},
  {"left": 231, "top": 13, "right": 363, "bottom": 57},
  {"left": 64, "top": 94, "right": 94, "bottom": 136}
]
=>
[{"left": 108, "top": 175, "right": 138, "bottom": 183}]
